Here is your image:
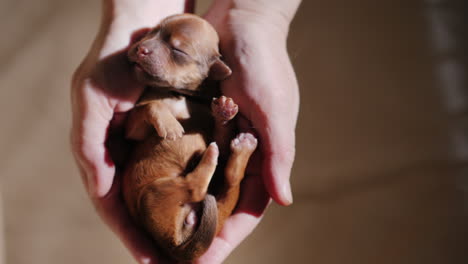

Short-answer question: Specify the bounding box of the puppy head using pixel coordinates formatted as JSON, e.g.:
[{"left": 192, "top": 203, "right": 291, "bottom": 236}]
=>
[
  {"left": 136, "top": 179, "right": 218, "bottom": 261},
  {"left": 128, "top": 14, "right": 231, "bottom": 90}
]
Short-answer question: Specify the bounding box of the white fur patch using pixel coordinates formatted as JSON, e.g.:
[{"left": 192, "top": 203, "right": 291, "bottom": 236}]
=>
[{"left": 164, "top": 97, "right": 190, "bottom": 119}]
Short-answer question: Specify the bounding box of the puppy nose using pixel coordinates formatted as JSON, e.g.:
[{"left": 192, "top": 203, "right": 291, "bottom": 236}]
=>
[{"left": 137, "top": 46, "right": 151, "bottom": 57}]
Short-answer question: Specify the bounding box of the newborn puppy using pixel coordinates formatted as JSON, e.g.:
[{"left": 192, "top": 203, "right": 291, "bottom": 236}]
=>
[{"left": 122, "top": 14, "right": 257, "bottom": 261}]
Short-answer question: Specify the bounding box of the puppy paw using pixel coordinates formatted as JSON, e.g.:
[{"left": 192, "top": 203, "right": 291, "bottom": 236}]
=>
[
  {"left": 226, "top": 133, "right": 258, "bottom": 186},
  {"left": 212, "top": 96, "right": 238, "bottom": 123},
  {"left": 151, "top": 116, "right": 185, "bottom": 140},
  {"left": 230, "top": 133, "right": 258, "bottom": 155}
]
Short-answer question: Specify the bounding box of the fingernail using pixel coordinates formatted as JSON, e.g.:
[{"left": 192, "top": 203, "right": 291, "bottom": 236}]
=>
[
  {"left": 281, "top": 181, "right": 293, "bottom": 205},
  {"left": 209, "top": 142, "right": 218, "bottom": 149}
]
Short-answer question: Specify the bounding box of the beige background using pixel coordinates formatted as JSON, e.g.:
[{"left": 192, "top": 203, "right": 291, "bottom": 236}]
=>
[{"left": 1, "top": 0, "right": 468, "bottom": 263}]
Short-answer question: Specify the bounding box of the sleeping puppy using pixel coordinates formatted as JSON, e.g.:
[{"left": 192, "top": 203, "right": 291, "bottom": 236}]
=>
[{"left": 122, "top": 14, "right": 257, "bottom": 261}]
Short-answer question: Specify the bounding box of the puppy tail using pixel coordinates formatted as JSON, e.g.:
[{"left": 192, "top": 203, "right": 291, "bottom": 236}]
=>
[{"left": 171, "top": 194, "right": 218, "bottom": 261}]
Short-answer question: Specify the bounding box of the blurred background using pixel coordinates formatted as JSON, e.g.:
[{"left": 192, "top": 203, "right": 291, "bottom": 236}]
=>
[{"left": 1, "top": 0, "right": 468, "bottom": 263}]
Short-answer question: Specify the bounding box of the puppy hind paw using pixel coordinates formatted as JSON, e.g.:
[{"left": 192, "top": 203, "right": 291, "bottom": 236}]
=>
[
  {"left": 212, "top": 96, "right": 238, "bottom": 123},
  {"left": 231, "top": 133, "right": 258, "bottom": 154}
]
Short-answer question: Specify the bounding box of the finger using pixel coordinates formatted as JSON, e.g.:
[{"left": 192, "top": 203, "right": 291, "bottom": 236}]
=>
[
  {"left": 195, "top": 174, "right": 270, "bottom": 263},
  {"left": 195, "top": 214, "right": 261, "bottom": 264},
  {"left": 260, "top": 121, "right": 296, "bottom": 206},
  {"left": 71, "top": 85, "right": 115, "bottom": 197},
  {"left": 238, "top": 114, "right": 295, "bottom": 206}
]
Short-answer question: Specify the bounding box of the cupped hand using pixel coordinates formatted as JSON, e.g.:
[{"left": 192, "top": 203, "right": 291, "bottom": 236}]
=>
[
  {"left": 195, "top": 0, "right": 301, "bottom": 262},
  {"left": 206, "top": 0, "right": 301, "bottom": 206},
  {"left": 70, "top": 1, "right": 187, "bottom": 263}
]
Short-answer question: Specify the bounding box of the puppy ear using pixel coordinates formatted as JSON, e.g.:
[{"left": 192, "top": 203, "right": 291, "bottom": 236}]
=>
[{"left": 208, "top": 58, "right": 232, "bottom": 80}]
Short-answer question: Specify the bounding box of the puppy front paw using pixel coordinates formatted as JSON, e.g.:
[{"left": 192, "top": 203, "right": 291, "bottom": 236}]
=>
[
  {"left": 212, "top": 96, "right": 238, "bottom": 123},
  {"left": 151, "top": 115, "right": 185, "bottom": 140}
]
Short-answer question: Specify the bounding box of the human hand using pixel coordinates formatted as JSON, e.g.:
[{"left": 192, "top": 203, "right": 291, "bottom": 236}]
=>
[
  {"left": 71, "top": 0, "right": 300, "bottom": 262},
  {"left": 205, "top": 0, "right": 301, "bottom": 205},
  {"left": 70, "top": 1, "right": 188, "bottom": 263},
  {"left": 195, "top": 0, "right": 301, "bottom": 262}
]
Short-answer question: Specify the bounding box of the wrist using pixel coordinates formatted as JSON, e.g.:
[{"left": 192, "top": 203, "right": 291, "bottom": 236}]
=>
[
  {"left": 231, "top": 0, "right": 301, "bottom": 25},
  {"left": 104, "top": 0, "right": 186, "bottom": 26},
  {"left": 208, "top": 0, "right": 301, "bottom": 38}
]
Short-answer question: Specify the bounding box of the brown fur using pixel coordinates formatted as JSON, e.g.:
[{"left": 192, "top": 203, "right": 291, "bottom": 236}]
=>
[{"left": 122, "top": 14, "right": 257, "bottom": 261}]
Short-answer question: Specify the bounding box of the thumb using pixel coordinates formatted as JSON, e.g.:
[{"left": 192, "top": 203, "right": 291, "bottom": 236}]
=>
[
  {"left": 71, "top": 86, "right": 116, "bottom": 198},
  {"left": 260, "top": 124, "right": 296, "bottom": 206}
]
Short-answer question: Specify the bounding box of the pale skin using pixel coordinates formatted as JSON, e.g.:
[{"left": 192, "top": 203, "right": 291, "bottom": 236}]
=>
[{"left": 70, "top": 0, "right": 301, "bottom": 263}]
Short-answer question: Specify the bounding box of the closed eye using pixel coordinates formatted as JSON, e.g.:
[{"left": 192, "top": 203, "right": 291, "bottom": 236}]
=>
[{"left": 172, "top": 47, "right": 188, "bottom": 56}]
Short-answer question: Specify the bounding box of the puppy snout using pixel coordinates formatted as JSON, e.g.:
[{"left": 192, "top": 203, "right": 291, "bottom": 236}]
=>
[{"left": 137, "top": 45, "right": 152, "bottom": 58}]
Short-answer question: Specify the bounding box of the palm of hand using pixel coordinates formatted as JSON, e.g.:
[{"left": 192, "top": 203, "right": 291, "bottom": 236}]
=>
[
  {"left": 71, "top": 40, "right": 166, "bottom": 262},
  {"left": 205, "top": 12, "right": 298, "bottom": 204},
  {"left": 72, "top": 46, "right": 143, "bottom": 191},
  {"left": 193, "top": 12, "right": 298, "bottom": 264}
]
